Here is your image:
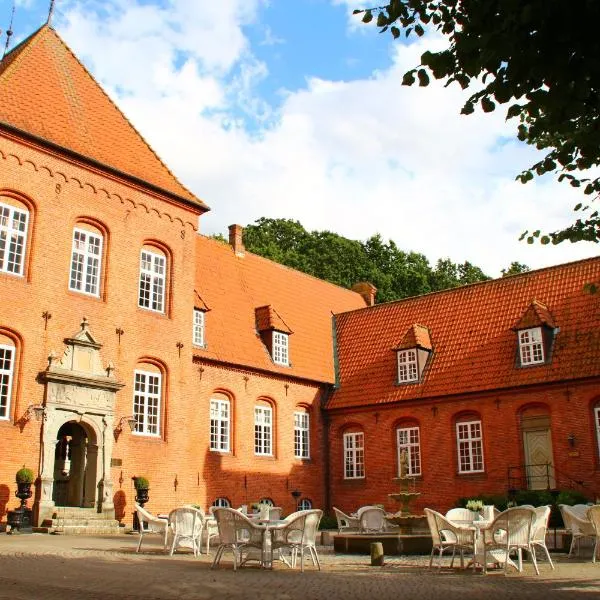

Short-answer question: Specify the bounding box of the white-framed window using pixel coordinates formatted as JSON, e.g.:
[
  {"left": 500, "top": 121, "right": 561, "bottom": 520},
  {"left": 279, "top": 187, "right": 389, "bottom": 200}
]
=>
[
  {"left": 298, "top": 498, "right": 312, "bottom": 510},
  {"left": 0, "top": 201, "right": 28, "bottom": 276},
  {"left": 294, "top": 411, "right": 310, "bottom": 459},
  {"left": 397, "top": 426, "right": 421, "bottom": 476},
  {"left": 69, "top": 228, "right": 102, "bottom": 296},
  {"left": 133, "top": 370, "right": 161, "bottom": 436},
  {"left": 212, "top": 497, "right": 230, "bottom": 508},
  {"left": 138, "top": 249, "right": 166, "bottom": 313},
  {"left": 518, "top": 327, "right": 544, "bottom": 365},
  {"left": 0, "top": 343, "right": 15, "bottom": 420},
  {"left": 254, "top": 405, "right": 272, "bottom": 455},
  {"left": 456, "top": 420, "right": 484, "bottom": 473},
  {"left": 272, "top": 331, "right": 289, "bottom": 365},
  {"left": 210, "top": 397, "right": 230, "bottom": 452},
  {"left": 344, "top": 431, "right": 365, "bottom": 479},
  {"left": 259, "top": 497, "right": 274, "bottom": 506},
  {"left": 193, "top": 308, "right": 205, "bottom": 347},
  {"left": 397, "top": 349, "right": 419, "bottom": 382},
  {"left": 595, "top": 406, "right": 600, "bottom": 461}
]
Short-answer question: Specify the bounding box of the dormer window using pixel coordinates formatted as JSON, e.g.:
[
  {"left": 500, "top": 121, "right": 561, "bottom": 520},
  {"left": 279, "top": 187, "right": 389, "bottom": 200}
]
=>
[
  {"left": 518, "top": 327, "right": 544, "bottom": 365},
  {"left": 273, "top": 331, "right": 289, "bottom": 366},
  {"left": 394, "top": 324, "right": 432, "bottom": 384},
  {"left": 193, "top": 308, "right": 205, "bottom": 347}
]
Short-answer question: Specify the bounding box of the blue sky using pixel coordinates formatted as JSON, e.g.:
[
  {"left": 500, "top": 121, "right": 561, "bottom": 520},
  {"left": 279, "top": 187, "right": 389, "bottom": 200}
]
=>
[{"left": 4, "top": 0, "right": 598, "bottom": 276}]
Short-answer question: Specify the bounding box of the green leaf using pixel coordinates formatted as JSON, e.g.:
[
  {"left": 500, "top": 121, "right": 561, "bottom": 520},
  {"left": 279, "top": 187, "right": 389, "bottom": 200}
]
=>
[
  {"left": 417, "top": 69, "right": 430, "bottom": 87},
  {"left": 461, "top": 101, "right": 474, "bottom": 115},
  {"left": 402, "top": 70, "right": 416, "bottom": 86},
  {"left": 415, "top": 24, "right": 424, "bottom": 36},
  {"left": 391, "top": 26, "right": 400, "bottom": 39},
  {"left": 362, "top": 10, "right": 373, "bottom": 24},
  {"left": 481, "top": 97, "right": 495, "bottom": 112}
]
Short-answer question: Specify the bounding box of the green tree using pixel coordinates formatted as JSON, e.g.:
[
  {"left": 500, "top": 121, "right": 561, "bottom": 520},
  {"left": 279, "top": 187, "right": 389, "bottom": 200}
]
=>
[
  {"left": 501, "top": 262, "right": 530, "bottom": 277},
  {"left": 355, "top": 1, "right": 600, "bottom": 245}
]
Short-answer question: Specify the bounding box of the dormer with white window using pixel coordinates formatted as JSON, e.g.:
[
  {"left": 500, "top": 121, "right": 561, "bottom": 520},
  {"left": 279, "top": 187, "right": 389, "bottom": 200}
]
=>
[
  {"left": 512, "top": 300, "right": 556, "bottom": 367},
  {"left": 255, "top": 305, "right": 293, "bottom": 366},
  {"left": 192, "top": 291, "right": 210, "bottom": 348},
  {"left": 394, "top": 324, "right": 432, "bottom": 384}
]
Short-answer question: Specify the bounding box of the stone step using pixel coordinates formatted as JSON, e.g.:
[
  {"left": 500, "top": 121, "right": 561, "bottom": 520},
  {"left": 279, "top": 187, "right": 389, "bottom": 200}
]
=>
[
  {"left": 56, "top": 525, "right": 122, "bottom": 535},
  {"left": 51, "top": 519, "right": 120, "bottom": 528},
  {"left": 52, "top": 508, "right": 115, "bottom": 520}
]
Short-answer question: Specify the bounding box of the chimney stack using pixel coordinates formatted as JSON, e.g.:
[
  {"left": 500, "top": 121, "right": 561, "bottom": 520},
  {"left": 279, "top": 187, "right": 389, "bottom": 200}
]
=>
[
  {"left": 228, "top": 224, "right": 245, "bottom": 257},
  {"left": 352, "top": 282, "right": 377, "bottom": 307}
]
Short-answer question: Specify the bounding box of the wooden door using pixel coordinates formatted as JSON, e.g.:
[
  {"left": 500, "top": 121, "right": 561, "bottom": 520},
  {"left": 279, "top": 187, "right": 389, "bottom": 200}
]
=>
[{"left": 523, "top": 429, "right": 555, "bottom": 489}]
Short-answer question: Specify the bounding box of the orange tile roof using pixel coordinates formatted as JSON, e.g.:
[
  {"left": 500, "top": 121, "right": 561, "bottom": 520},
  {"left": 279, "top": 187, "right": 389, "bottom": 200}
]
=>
[
  {"left": 0, "top": 26, "right": 206, "bottom": 210},
  {"left": 255, "top": 306, "right": 293, "bottom": 334},
  {"left": 193, "top": 236, "right": 366, "bottom": 383},
  {"left": 329, "top": 257, "right": 600, "bottom": 409},
  {"left": 512, "top": 299, "right": 556, "bottom": 330},
  {"left": 394, "top": 324, "right": 432, "bottom": 351}
]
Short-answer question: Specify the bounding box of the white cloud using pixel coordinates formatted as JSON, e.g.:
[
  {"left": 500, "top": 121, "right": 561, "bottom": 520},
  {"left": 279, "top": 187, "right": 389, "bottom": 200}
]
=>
[{"left": 54, "top": 1, "right": 598, "bottom": 278}]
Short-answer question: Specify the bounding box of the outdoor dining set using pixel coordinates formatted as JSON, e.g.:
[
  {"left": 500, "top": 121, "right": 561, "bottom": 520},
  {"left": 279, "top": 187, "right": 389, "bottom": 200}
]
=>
[{"left": 134, "top": 503, "right": 323, "bottom": 572}]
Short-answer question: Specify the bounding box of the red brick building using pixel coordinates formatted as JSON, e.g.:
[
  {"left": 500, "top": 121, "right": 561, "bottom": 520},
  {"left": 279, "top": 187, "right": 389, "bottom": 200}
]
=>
[{"left": 1, "top": 25, "right": 599, "bottom": 530}]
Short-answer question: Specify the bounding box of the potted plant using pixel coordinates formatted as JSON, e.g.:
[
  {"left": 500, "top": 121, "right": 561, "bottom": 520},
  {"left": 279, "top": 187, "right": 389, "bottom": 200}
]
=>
[
  {"left": 466, "top": 499, "right": 484, "bottom": 520},
  {"left": 7, "top": 467, "right": 35, "bottom": 533},
  {"left": 133, "top": 476, "right": 150, "bottom": 507}
]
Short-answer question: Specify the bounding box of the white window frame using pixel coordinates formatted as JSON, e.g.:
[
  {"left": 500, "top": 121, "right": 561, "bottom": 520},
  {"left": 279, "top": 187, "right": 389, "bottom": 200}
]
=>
[
  {"left": 254, "top": 405, "right": 273, "bottom": 456},
  {"left": 193, "top": 308, "right": 205, "bottom": 347},
  {"left": 212, "top": 497, "right": 230, "bottom": 508},
  {"left": 272, "top": 331, "right": 289, "bottom": 366},
  {"left": 138, "top": 249, "right": 166, "bottom": 313},
  {"left": 298, "top": 498, "right": 312, "bottom": 510},
  {"left": 0, "top": 201, "right": 29, "bottom": 277},
  {"left": 396, "top": 426, "right": 421, "bottom": 476},
  {"left": 595, "top": 406, "right": 600, "bottom": 461},
  {"left": 210, "top": 397, "right": 230, "bottom": 452},
  {"left": 133, "top": 370, "right": 162, "bottom": 437},
  {"left": 518, "top": 327, "right": 545, "bottom": 365},
  {"left": 456, "top": 420, "right": 484, "bottom": 473},
  {"left": 69, "top": 227, "right": 103, "bottom": 297},
  {"left": 294, "top": 411, "right": 310, "bottom": 459},
  {"left": 0, "top": 343, "right": 15, "bottom": 420},
  {"left": 397, "top": 349, "right": 419, "bottom": 383},
  {"left": 344, "top": 431, "right": 365, "bottom": 479}
]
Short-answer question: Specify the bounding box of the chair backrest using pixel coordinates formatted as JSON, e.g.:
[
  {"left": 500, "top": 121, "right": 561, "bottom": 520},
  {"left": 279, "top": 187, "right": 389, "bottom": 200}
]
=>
[
  {"left": 531, "top": 505, "right": 551, "bottom": 543},
  {"left": 446, "top": 508, "right": 475, "bottom": 524},
  {"left": 272, "top": 509, "right": 322, "bottom": 546},
  {"left": 359, "top": 507, "right": 386, "bottom": 532},
  {"left": 169, "top": 507, "right": 203, "bottom": 537},
  {"left": 424, "top": 508, "right": 442, "bottom": 546},
  {"left": 586, "top": 505, "right": 600, "bottom": 533},
  {"left": 212, "top": 507, "right": 263, "bottom": 545},
  {"left": 135, "top": 503, "right": 165, "bottom": 533},
  {"left": 482, "top": 505, "right": 496, "bottom": 521},
  {"left": 269, "top": 507, "right": 282, "bottom": 521},
  {"left": 357, "top": 505, "right": 379, "bottom": 519},
  {"left": 488, "top": 507, "right": 534, "bottom": 547},
  {"left": 333, "top": 507, "right": 355, "bottom": 529}
]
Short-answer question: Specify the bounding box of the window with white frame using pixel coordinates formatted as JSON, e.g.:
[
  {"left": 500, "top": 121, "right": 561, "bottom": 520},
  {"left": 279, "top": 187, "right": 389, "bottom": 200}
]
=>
[
  {"left": 193, "top": 308, "right": 205, "bottom": 347},
  {"left": 254, "top": 405, "right": 272, "bottom": 455},
  {"left": 212, "top": 497, "right": 230, "bottom": 508},
  {"left": 397, "top": 349, "right": 419, "bottom": 383},
  {"left": 69, "top": 228, "right": 103, "bottom": 296},
  {"left": 210, "top": 397, "right": 230, "bottom": 452},
  {"left": 0, "top": 343, "right": 15, "bottom": 420},
  {"left": 595, "top": 406, "right": 600, "bottom": 461},
  {"left": 518, "top": 327, "right": 544, "bottom": 365},
  {"left": 259, "top": 497, "right": 274, "bottom": 506},
  {"left": 397, "top": 426, "right": 421, "bottom": 476},
  {"left": 456, "top": 420, "right": 484, "bottom": 473},
  {"left": 138, "top": 249, "right": 166, "bottom": 313},
  {"left": 0, "top": 201, "right": 29, "bottom": 276},
  {"left": 344, "top": 431, "right": 365, "bottom": 479},
  {"left": 272, "top": 331, "right": 289, "bottom": 365},
  {"left": 294, "top": 411, "right": 310, "bottom": 459},
  {"left": 133, "top": 370, "right": 161, "bottom": 436},
  {"left": 298, "top": 498, "right": 312, "bottom": 510}
]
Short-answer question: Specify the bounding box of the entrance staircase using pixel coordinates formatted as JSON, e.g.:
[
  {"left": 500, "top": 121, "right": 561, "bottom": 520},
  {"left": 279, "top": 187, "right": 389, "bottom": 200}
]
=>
[{"left": 33, "top": 507, "right": 122, "bottom": 535}]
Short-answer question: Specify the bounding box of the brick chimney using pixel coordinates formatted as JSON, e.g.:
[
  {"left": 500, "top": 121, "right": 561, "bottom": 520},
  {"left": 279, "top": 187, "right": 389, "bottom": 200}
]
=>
[
  {"left": 228, "top": 224, "right": 245, "bottom": 257},
  {"left": 352, "top": 282, "right": 377, "bottom": 307}
]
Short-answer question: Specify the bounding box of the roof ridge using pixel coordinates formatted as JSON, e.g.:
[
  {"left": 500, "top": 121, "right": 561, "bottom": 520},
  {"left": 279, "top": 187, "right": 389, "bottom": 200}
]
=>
[
  {"left": 338, "top": 254, "right": 600, "bottom": 317},
  {"left": 0, "top": 25, "right": 47, "bottom": 79}
]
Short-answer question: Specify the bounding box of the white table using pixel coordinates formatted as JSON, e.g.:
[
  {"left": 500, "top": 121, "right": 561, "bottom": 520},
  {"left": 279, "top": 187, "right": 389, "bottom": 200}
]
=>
[
  {"left": 470, "top": 520, "right": 517, "bottom": 573},
  {"left": 245, "top": 519, "right": 287, "bottom": 569}
]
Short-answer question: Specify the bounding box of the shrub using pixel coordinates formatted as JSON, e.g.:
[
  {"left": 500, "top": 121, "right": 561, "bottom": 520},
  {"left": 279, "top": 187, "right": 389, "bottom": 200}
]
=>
[
  {"left": 318, "top": 515, "right": 338, "bottom": 530},
  {"left": 16, "top": 467, "right": 34, "bottom": 484},
  {"left": 133, "top": 476, "right": 149, "bottom": 489},
  {"left": 555, "top": 490, "right": 590, "bottom": 506}
]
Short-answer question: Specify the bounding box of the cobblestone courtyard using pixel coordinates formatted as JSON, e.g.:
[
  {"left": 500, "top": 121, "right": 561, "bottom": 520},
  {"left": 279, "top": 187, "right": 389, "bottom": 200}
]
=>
[{"left": 0, "top": 533, "right": 598, "bottom": 600}]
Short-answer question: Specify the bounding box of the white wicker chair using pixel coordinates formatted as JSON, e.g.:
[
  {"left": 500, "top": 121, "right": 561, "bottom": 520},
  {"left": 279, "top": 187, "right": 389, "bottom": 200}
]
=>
[
  {"left": 134, "top": 503, "right": 169, "bottom": 553},
  {"left": 333, "top": 507, "right": 359, "bottom": 534},
  {"left": 481, "top": 507, "right": 537, "bottom": 574},
  {"left": 184, "top": 505, "right": 219, "bottom": 554},
  {"left": 530, "top": 505, "right": 554, "bottom": 570},
  {"left": 211, "top": 507, "right": 265, "bottom": 570},
  {"left": 425, "top": 508, "right": 475, "bottom": 569},
  {"left": 446, "top": 508, "right": 476, "bottom": 525},
  {"left": 586, "top": 505, "right": 600, "bottom": 563},
  {"left": 358, "top": 507, "right": 387, "bottom": 533},
  {"left": 560, "top": 504, "right": 596, "bottom": 557},
  {"left": 271, "top": 509, "right": 323, "bottom": 572},
  {"left": 168, "top": 507, "right": 203, "bottom": 557},
  {"left": 269, "top": 507, "right": 282, "bottom": 521}
]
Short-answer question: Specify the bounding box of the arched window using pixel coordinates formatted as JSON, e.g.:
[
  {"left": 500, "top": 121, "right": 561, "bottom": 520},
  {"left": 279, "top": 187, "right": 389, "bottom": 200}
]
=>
[
  {"left": 0, "top": 196, "right": 29, "bottom": 277},
  {"left": 294, "top": 408, "right": 310, "bottom": 459},
  {"left": 455, "top": 414, "right": 484, "bottom": 474},
  {"left": 210, "top": 393, "right": 230, "bottom": 452},
  {"left": 69, "top": 223, "right": 104, "bottom": 297},
  {"left": 133, "top": 361, "right": 164, "bottom": 436},
  {"left": 0, "top": 333, "right": 16, "bottom": 420},
  {"left": 254, "top": 401, "right": 273, "bottom": 456},
  {"left": 298, "top": 498, "right": 312, "bottom": 511},
  {"left": 212, "top": 497, "right": 230, "bottom": 508},
  {"left": 138, "top": 245, "right": 167, "bottom": 313},
  {"left": 396, "top": 421, "right": 421, "bottom": 476},
  {"left": 259, "top": 497, "right": 274, "bottom": 506},
  {"left": 343, "top": 430, "right": 365, "bottom": 479}
]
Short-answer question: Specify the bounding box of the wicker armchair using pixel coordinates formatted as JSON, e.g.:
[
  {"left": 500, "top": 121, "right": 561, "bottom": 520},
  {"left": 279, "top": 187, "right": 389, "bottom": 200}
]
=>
[
  {"left": 560, "top": 504, "right": 596, "bottom": 558},
  {"left": 530, "top": 505, "right": 554, "bottom": 570},
  {"left": 586, "top": 505, "right": 600, "bottom": 563},
  {"left": 333, "top": 507, "right": 359, "bottom": 534},
  {"left": 271, "top": 509, "right": 323, "bottom": 572},
  {"left": 134, "top": 503, "right": 169, "bottom": 553},
  {"left": 424, "top": 508, "right": 475, "bottom": 569},
  {"left": 358, "top": 507, "right": 387, "bottom": 533},
  {"left": 168, "top": 507, "right": 203, "bottom": 556},
  {"left": 445, "top": 508, "right": 476, "bottom": 525}
]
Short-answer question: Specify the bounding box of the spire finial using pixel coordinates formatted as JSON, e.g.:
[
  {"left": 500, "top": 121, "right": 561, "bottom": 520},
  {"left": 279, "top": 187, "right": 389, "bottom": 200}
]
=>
[
  {"left": 47, "top": 0, "right": 56, "bottom": 26},
  {"left": 2, "top": 1, "right": 15, "bottom": 60}
]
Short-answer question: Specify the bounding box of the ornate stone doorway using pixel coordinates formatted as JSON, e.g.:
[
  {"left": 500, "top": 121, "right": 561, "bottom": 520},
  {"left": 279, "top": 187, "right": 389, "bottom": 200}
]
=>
[{"left": 52, "top": 421, "right": 98, "bottom": 508}]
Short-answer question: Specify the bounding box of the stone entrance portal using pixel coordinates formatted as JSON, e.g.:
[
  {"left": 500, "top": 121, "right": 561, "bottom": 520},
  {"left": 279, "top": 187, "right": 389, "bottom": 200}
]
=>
[{"left": 35, "top": 318, "right": 124, "bottom": 526}]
